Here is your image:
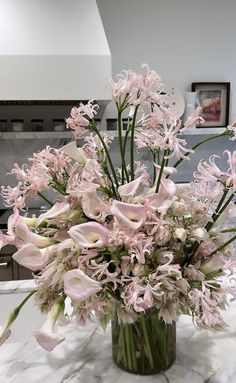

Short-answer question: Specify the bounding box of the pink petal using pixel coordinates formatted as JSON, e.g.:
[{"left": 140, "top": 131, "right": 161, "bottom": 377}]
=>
[
  {"left": 33, "top": 329, "right": 65, "bottom": 351},
  {"left": 111, "top": 201, "right": 146, "bottom": 229},
  {"left": 12, "top": 243, "right": 50, "bottom": 271},
  {"left": 36, "top": 202, "right": 70, "bottom": 227},
  {"left": 64, "top": 269, "right": 102, "bottom": 301},
  {"left": 118, "top": 176, "right": 144, "bottom": 199},
  {"left": 68, "top": 222, "right": 109, "bottom": 248}
]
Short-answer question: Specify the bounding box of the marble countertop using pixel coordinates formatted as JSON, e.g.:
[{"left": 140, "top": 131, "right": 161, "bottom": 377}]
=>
[{"left": 1, "top": 280, "right": 236, "bottom": 383}]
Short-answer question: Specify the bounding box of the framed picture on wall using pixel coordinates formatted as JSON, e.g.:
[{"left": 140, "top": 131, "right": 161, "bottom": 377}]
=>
[{"left": 191, "top": 82, "right": 230, "bottom": 127}]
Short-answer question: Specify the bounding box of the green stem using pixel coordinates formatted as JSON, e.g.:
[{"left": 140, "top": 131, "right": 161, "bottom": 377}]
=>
[
  {"left": 117, "top": 110, "right": 129, "bottom": 184},
  {"left": 152, "top": 151, "right": 157, "bottom": 185},
  {"left": 171, "top": 131, "right": 228, "bottom": 172},
  {"left": 185, "top": 189, "right": 233, "bottom": 266},
  {"left": 0, "top": 289, "right": 36, "bottom": 345},
  {"left": 129, "top": 326, "right": 138, "bottom": 370},
  {"left": 221, "top": 228, "right": 236, "bottom": 233},
  {"left": 124, "top": 325, "right": 133, "bottom": 370},
  {"left": 140, "top": 314, "right": 154, "bottom": 369},
  {"left": 155, "top": 149, "right": 168, "bottom": 193},
  {"left": 206, "top": 193, "right": 235, "bottom": 231},
  {"left": 92, "top": 125, "right": 120, "bottom": 195},
  {"left": 205, "top": 189, "right": 229, "bottom": 231},
  {"left": 130, "top": 106, "right": 139, "bottom": 180},
  {"left": 208, "top": 234, "right": 236, "bottom": 257},
  {"left": 37, "top": 192, "right": 53, "bottom": 206}
]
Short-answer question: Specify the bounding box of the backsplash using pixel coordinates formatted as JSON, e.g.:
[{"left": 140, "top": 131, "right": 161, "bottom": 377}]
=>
[{"left": 0, "top": 134, "right": 235, "bottom": 209}]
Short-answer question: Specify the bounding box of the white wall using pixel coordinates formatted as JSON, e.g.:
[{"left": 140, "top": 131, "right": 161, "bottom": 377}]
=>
[{"left": 97, "top": 0, "right": 236, "bottom": 120}]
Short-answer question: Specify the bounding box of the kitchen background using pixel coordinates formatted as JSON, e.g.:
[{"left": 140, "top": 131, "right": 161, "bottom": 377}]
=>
[{"left": 0, "top": 0, "right": 235, "bottom": 279}]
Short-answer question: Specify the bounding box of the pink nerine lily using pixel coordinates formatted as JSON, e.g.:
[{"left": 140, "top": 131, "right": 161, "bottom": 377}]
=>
[
  {"left": 33, "top": 300, "right": 65, "bottom": 351},
  {"left": 111, "top": 201, "right": 147, "bottom": 230},
  {"left": 68, "top": 222, "right": 109, "bottom": 248},
  {"left": 12, "top": 243, "right": 55, "bottom": 271},
  {"left": 64, "top": 269, "right": 102, "bottom": 301}
]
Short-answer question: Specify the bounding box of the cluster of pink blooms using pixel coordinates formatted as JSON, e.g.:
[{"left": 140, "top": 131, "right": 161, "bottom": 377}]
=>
[{"left": 1, "top": 64, "right": 236, "bottom": 352}]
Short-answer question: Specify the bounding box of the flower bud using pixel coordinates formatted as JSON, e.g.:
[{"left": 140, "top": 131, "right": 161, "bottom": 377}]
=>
[
  {"left": 174, "top": 228, "right": 187, "bottom": 242},
  {"left": 191, "top": 227, "right": 206, "bottom": 241},
  {"left": 133, "top": 264, "right": 146, "bottom": 276}
]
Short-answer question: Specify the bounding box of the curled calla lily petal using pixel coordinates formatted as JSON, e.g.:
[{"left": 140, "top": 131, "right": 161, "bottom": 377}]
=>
[
  {"left": 32, "top": 299, "right": 65, "bottom": 351},
  {"left": 68, "top": 222, "right": 109, "bottom": 248},
  {"left": 12, "top": 243, "right": 55, "bottom": 271},
  {"left": 111, "top": 201, "right": 147, "bottom": 230},
  {"left": 118, "top": 176, "right": 145, "bottom": 201},
  {"left": 64, "top": 269, "right": 102, "bottom": 301},
  {"left": 81, "top": 193, "right": 110, "bottom": 221},
  {"left": 60, "top": 141, "right": 89, "bottom": 165},
  {"left": 36, "top": 201, "right": 71, "bottom": 227}
]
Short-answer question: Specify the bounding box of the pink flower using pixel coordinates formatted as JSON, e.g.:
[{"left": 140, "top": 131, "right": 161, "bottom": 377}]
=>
[
  {"left": 81, "top": 193, "right": 110, "bottom": 222},
  {"left": 224, "top": 150, "right": 236, "bottom": 190},
  {"left": 64, "top": 269, "right": 102, "bottom": 301},
  {"left": 183, "top": 106, "right": 205, "bottom": 130},
  {"left": 60, "top": 141, "right": 89, "bottom": 165},
  {"left": 66, "top": 100, "right": 99, "bottom": 139},
  {"left": 194, "top": 155, "right": 223, "bottom": 183},
  {"left": 111, "top": 201, "right": 147, "bottom": 230},
  {"left": 12, "top": 243, "right": 55, "bottom": 271},
  {"left": 118, "top": 176, "right": 146, "bottom": 201},
  {"left": 110, "top": 69, "right": 139, "bottom": 104},
  {"left": 36, "top": 201, "right": 71, "bottom": 227},
  {"left": 144, "top": 179, "right": 176, "bottom": 216},
  {"left": 68, "top": 222, "right": 109, "bottom": 248},
  {"left": 32, "top": 300, "right": 65, "bottom": 351}
]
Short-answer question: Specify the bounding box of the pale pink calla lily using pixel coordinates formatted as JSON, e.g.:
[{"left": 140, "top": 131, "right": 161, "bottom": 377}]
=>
[
  {"left": 64, "top": 269, "right": 102, "bottom": 301},
  {"left": 144, "top": 178, "right": 177, "bottom": 215},
  {"left": 111, "top": 201, "right": 147, "bottom": 230},
  {"left": 81, "top": 193, "right": 110, "bottom": 221},
  {"left": 60, "top": 141, "right": 89, "bottom": 165},
  {"left": 33, "top": 300, "right": 65, "bottom": 351},
  {"left": 12, "top": 243, "right": 55, "bottom": 271},
  {"left": 68, "top": 222, "right": 109, "bottom": 248},
  {"left": 36, "top": 201, "right": 71, "bottom": 227},
  {"left": 118, "top": 176, "right": 145, "bottom": 201}
]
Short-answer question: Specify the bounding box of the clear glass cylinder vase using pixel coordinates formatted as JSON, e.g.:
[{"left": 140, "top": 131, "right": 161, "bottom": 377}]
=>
[{"left": 111, "top": 309, "right": 176, "bottom": 375}]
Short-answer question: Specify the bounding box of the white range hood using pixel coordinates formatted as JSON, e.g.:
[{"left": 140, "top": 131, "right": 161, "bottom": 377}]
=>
[{"left": 0, "top": 0, "right": 111, "bottom": 100}]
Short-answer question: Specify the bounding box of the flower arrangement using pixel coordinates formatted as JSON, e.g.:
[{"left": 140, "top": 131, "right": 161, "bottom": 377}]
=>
[{"left": 1, "top": 64, "right": 236, "bottom": 368}]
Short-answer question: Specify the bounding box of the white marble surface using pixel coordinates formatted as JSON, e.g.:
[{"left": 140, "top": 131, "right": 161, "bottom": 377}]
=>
[
  {"left": 1, "top": 280, "right": 236, "bottom": 383},
  {"left": 0, "top": 279, "right": 36, "bottom": 294}
]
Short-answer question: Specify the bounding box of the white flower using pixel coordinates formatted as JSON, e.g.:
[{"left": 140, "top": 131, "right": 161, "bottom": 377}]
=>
[
  {"left": 174, "top": 228, "right": 187, "bottom": 242},
  {"left": 64, "top": 269, "right": 102, "bottom": 301}
]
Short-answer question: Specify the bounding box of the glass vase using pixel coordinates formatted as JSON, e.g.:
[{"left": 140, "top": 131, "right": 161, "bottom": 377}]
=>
[{"left": 111, "top": 308, "right": 176, "bottom": 375}]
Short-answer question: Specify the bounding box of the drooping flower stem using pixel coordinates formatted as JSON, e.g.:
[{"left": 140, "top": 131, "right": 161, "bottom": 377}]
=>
[
  {"left": 0, "top": 289, "right": 36, "bottom": 346},
  {"left": 155, "top": 149, "right": 169, "bottom": 193},
  {"left": 37, "top": 192, "right": 53, "bottom": 206},
  {"left": 130, "top": 106, "right": 139, "bottom": 180},
  {"left": 171, "top": 131, "right": 228, "bottom": 172},
  {"left": 117, "top": 108, "right": 129, "bottom": 184}
]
